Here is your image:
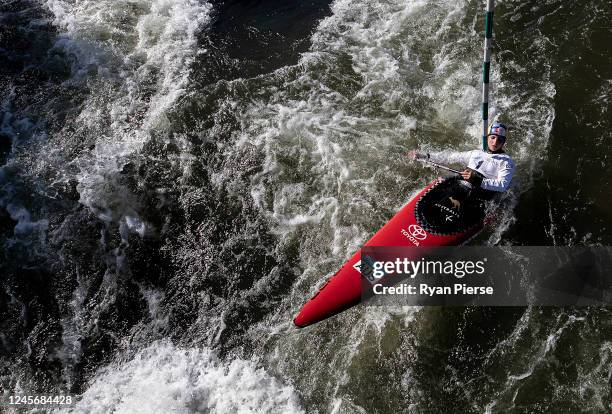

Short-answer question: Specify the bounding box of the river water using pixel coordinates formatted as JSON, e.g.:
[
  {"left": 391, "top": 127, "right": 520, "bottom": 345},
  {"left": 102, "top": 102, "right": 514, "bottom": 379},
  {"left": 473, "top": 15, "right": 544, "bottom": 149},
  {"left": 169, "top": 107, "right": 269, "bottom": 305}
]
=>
[{"left": 1, "top": 0, "right": 611, "bottom": 412}]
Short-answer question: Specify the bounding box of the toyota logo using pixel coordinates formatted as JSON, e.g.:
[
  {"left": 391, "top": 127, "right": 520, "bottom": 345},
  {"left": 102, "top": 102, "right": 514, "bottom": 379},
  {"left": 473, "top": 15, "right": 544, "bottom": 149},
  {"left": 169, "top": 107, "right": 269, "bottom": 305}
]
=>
[{"left": 408, "top": 224, "right": 427, "bottom": 240}]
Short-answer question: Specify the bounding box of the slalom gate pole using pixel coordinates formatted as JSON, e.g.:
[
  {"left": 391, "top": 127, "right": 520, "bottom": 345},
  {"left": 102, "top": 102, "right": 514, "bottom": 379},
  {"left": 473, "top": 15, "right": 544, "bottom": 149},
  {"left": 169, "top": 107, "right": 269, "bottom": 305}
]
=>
[{"left": 481, "top": 0, "right": 495, "bottom": 150}]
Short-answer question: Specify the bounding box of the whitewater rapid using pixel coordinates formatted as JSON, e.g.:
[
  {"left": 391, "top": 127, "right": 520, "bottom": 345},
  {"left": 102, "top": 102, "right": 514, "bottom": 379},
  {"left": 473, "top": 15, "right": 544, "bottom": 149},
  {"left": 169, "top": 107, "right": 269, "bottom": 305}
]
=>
[{"left": 4, "top": 0, "right": 611, "bottom": 413}]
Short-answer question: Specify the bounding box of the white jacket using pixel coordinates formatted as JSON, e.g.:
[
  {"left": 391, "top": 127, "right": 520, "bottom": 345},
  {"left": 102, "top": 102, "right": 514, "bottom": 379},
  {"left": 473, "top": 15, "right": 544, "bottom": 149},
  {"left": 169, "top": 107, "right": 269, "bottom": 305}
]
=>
[{"left": 429, "top": 149, "right": 515, "bottom": 192}]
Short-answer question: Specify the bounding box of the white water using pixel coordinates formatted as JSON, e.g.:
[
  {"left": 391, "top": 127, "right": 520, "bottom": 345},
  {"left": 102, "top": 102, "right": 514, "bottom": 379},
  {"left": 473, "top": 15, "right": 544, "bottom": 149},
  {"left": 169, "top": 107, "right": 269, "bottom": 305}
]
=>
[
  {"left": 54, "top": 341, "right": 303, "bottom": 414},
  {"left": 45, "top": 0, "right": 212, "bottom": 233},
  {"left": 230, "top": 0, "right": 557, "bottom": 411},
  {"left": 0, "top": 0, "right": 567, "bottom": 412}
]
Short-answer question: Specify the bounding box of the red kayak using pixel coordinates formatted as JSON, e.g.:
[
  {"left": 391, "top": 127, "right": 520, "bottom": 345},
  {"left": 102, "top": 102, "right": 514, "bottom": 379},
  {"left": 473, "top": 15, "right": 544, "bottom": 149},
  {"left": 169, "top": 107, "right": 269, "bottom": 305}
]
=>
[{"left": 293, "top": 176, "right": 488, "bottom": 328}]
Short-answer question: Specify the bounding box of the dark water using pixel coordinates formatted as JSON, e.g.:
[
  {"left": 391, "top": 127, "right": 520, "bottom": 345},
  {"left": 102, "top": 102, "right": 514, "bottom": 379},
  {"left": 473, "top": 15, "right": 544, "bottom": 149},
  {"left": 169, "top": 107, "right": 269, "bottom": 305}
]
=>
[{"left": 0, "top": 0, "right": 611, "bottom": 413}]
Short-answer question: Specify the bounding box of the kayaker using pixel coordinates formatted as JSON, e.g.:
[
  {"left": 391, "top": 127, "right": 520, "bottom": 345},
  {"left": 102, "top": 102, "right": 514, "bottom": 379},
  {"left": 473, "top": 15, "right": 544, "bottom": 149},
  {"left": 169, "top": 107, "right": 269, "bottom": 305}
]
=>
[{"left": 408, "top": 122, "right": 515, "bottom": 193}]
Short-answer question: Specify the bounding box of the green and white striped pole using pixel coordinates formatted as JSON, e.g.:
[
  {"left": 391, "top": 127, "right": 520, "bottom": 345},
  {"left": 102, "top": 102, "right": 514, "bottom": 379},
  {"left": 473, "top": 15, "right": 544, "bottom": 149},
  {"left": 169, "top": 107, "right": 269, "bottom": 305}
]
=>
[{"left": 481, "top": 0, "right": 495, "bottom": 150}]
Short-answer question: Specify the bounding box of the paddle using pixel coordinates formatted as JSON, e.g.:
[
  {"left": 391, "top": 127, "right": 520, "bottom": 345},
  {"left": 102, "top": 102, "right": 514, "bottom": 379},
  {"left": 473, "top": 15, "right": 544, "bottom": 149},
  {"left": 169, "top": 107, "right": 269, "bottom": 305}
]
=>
[
  {"left": 418, "top": 158, "right": 463, "bottom": 175},
  {"left": 407, "top": 151, "right": 463, "bottom": 175}
]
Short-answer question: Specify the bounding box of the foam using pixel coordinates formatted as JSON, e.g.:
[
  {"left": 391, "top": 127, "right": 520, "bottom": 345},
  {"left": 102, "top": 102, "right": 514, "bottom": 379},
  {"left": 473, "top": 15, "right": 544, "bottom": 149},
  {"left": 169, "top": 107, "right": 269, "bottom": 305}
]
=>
[
  {"left": 5, "top": 204, "right": 49, "bottom": 238},
  {"left": 56, "top": 341, "right": 304, "bottom": 414},
  {"left": 44, "top": 0, "right": 212, "bottom": 234}
]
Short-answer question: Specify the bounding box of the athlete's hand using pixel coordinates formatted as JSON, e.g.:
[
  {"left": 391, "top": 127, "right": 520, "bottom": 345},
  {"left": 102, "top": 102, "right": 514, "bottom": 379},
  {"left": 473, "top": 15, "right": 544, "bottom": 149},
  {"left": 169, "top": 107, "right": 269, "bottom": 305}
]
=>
[{"left": 461, "top": 169, "right": 473, "bottom": 180}]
